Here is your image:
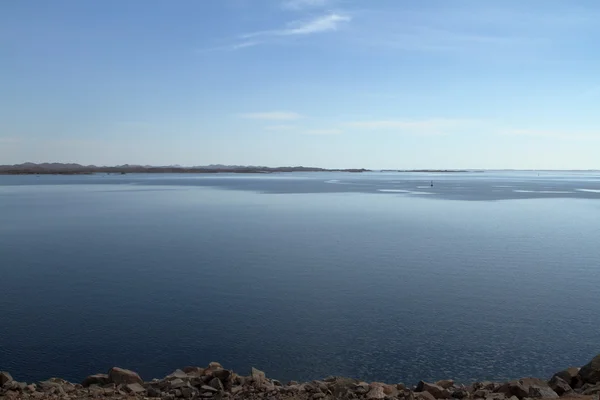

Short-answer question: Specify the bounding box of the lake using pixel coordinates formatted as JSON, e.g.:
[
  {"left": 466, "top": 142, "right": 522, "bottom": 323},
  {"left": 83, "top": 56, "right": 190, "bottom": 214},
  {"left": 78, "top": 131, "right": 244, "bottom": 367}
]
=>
[{"left": 1, "top": 171, "right": 600, "bottom": 385}]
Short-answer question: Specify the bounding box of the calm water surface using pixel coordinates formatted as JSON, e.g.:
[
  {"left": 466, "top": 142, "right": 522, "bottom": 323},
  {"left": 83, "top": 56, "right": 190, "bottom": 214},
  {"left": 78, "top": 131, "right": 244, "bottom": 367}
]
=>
[{"left": 1, "top": 171, "right": 600, "bottom": 384}]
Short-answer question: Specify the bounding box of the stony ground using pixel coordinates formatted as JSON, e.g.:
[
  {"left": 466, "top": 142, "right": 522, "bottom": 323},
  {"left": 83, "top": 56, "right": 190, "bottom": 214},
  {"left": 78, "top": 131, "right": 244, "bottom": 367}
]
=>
[{"left": 2, "top": 355, "right": 600, "bottom": 400}]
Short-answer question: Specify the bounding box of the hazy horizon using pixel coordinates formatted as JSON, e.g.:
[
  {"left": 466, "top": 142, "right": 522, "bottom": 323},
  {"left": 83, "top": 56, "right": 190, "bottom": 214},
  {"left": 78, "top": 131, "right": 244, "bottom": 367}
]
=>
[{"left": 2, "top": 0, "right": 600, "bottom": 169}]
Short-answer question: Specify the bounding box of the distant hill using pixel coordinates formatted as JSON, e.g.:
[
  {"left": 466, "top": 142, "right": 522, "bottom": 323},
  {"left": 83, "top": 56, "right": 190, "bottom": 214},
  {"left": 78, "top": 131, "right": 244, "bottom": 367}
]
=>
[{"left": 0, "top": 163, "right": 369, "bottom": 175}]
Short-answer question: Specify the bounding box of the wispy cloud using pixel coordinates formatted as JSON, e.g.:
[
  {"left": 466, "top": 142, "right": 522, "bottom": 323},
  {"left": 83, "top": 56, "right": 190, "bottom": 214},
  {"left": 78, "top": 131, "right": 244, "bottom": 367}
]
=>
[
  {"left": 502, "top": 128, "right": 600, "bottom": 140},
  {"left": 303, "top": 128, "right": 343, "bottom": 135},
  {"left": 282, "top": 0, "right": 334, "bottom": 11},
  {"left": 239, "top": 112, "right": 303, "bottom": 121},
  {"left": 241, "top": 13, "right": 351, "bottom": 39},
  {"left": 265, "top": 125, "right": 297, "bottom": 131},
  {"left": 345, "top": 118, "right": 476, "bottom": 134},
  {"left": 231, "top": 41, "right": 261, "bottom": 50}
]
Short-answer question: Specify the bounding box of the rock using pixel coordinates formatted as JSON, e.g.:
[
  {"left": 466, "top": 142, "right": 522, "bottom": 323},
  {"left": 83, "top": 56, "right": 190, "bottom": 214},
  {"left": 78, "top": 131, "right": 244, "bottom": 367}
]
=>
[
  {"left": 355, "top": 382, "right": 370, "bottom": 395},
  {"left": 82, "top": 374, "right": 110, "bottom": 387},
  {"left": 416, "top": 391, "right": 438, "bottom": 400},
  {"left": 170, "top": 378, "right": 187, "bottom": 389},
  {"left": 0, "top": 372, "right": 13, "bottom": 386},
  {"left": 582, "top": 384, "right": 600, "bottom": 395},
  {"left": 183, "top": 367, "right": 205, "bottom": 376},
  {"left": 474, "top": 390, "right": 491, "bottom": 398},
  {"left": 213, "top": 369, "right": 232, "bottom": 383},
  {"left": 553, "top": 368, "right": 580, "bottom": 386},
  {"left": 209, "top": 377, "right": 224, "bottom": 391},
  {"left": 167, "top": 370, "right": 189, "bottom": 379},
  {"left": 181, "top": 386, "right": 194, "bottom": 398},
  {"left": 382, "top": 384, "right": 399, "bottom": 397},
  {"left": 201, "top": 385, "right": 219, "bottom": 393},
  {"left": 108, "top": 367, "right": 143, "bottom": 385},
  {"left": 473, "top": 382, "right": 498, "bottom": 392},
  {"left": 367, "top": 385, "right": 386, "bottom": 399},
  {"left": 147, "top": 386, "right": 162, "bottom": 397},
  {"left": 327, "top": 377, "right": 357, "bottom": 397},
  {"left": 496, "top": 378, "right": 557, "bottom": 399},
  {"left": 529, "top": 385, "right": 558, "bottom": 398},
  {"left": 251, "top": 367, "right": 266, "bottom": 383},
  {"left": 496, "top": 381, "right": 529, "bottom": 399},
  {"left": 437, "top": 380, "right": 455, "bottom": 390},
  {"left": 579, "top": 355, "right": 600, "bottom": 385},
  {"left": 417, "top": 381, "right": 451, "bottom": 399},
  {"left": 452, "top": 389, "right": 469, "bottom": 399},
  {"left": 208, "top": 362, "right": 223, "bottom": 369},
  {"left": 312, "top": 393, "right": 326, "bottom": 399},
  {"left": 125, "top": 383, "right": 146, "bottom": 394},
  {"left": 549, "top": 376, "right": 573, "bottom": 396}
]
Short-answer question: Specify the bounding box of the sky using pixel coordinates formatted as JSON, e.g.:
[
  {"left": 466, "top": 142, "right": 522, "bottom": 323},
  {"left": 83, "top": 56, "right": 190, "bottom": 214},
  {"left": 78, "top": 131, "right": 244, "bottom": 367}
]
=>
[{"left": 1, "top": 0, "right": 600, "bottom": 169}]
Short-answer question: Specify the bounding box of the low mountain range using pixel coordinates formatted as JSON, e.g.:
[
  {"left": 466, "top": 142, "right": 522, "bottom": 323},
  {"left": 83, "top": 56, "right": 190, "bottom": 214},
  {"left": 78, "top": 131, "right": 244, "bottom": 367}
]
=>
[{"left": 0, "top": 162, "right": 369, "bottom": 175}]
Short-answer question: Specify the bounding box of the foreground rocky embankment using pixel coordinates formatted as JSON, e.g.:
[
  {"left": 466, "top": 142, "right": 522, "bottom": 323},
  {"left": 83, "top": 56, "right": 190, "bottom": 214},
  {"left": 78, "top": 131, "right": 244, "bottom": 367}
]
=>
[{"left": 2, "top": 355, "right": 600, "bottom": 400}]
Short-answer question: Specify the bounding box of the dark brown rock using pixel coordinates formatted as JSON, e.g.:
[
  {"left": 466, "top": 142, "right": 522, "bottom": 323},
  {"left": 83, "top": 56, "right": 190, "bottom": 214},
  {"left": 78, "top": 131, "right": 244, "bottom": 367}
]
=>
[
  {"left": 108, "top": 367, "right": 143, "bottom": 385},
  {"left": 416, "top": 391, "right": 438, "bottom": 400},
  {"left": 0, "top": 371, "right": 13, "bottom": 386},
  {"left": 181, "top": 386, "right": 195, "bottom": 398},
  {"left": 417, "top": 381, "right": 451, "bottom": 399},
  {"left": 147, "top": 386, "right": 162, "bottom": 397},
  {"left": 452, "top": 388, "right": 469, "bottom": 399},
  {"left": 496, "top": 378, "right": 557, "bottom": 399},
  {"left": 579, "top": 355, "right": 600, "bottom": 385},
  {"left": 495, "top": 381, "right": 528, "bottom": 399},
  {"left": 553, "top": 368, "right": 580, "bottom": 386},
  {"left": 549, "top": 376, "right": 573, "bottom": 396},
  {"left": 437, "top": 380, "right": 455, "bottom": 390},
  {"left": 82, "top": 373, "right": 110, "bottom": 387},
  {"left": 209, "top": 377, "right": 224, "bottom": 391},
  {"left": 582, "top": 384, "right": 600, "bottom": 395}
]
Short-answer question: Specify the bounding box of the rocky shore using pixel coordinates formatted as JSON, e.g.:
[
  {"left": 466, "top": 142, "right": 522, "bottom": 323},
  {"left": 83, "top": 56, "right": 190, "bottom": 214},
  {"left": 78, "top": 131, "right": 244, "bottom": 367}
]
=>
[{"left": 2, "top": 355, "right": 600, "bottom": 400}]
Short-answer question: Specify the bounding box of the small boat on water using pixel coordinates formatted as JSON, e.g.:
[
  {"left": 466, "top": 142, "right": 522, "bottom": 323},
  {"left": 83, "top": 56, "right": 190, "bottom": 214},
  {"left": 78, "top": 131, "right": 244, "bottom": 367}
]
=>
[{"left": 430, "top": 180, "right": 433, "bottom": 187}]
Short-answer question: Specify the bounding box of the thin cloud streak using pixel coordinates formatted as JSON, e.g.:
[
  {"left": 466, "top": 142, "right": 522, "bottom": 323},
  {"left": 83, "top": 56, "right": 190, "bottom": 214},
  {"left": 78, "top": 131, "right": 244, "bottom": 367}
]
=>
[
  {"left": 346, "top": 118, "right": 477, "bottom": 132},
  {"left": 502, "top": 128, "right": 600, "bottom": 140},
  {"left": 241, "top": 14, "right": 351, "bottom": 39},
  {"left": 265, "top": 125, "right": 297, "bottom": 131},
  {"left": 303, "top": 128, "right": 343, "bottom": 135},
  {"left": 239, "top": 112, "right": 303, "bottom": 121}
]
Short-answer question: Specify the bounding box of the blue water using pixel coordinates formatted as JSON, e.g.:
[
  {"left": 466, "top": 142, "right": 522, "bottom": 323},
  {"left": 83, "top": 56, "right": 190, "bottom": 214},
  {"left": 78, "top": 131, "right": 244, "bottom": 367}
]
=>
[{"left": 1, "top": 171, "right": 600, "bottom": 385}]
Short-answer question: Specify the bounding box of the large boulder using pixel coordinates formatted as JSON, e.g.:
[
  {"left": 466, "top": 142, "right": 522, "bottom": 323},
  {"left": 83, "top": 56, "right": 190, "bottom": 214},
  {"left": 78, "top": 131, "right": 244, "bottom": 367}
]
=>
[
  {"left": 416, "top": 381, "right": 451, "bottom": 399},
  {"left": 495, "top": 378, "right": 557, "bottom": 399},
  {"left": 553, "top": 367, "right": 581, "bottom": 388},
  {"left": 107, "top": 367, "right": 143, "bottom": 385},
  {"left": 579, "top": 355, "right": 600, "bottom": 384},
  {"left": 437, "top": 380, "right": 455, "bottom": 389},
  {"left": 549, "top": 376, "right": 572, "bottom": 396},
  {"left": 367, "top": 385, "right": 386, "bottom": 399},
  {"left": 82, "top": 373, "right": 109, "bottom": 387},
  {"left": 250, "top": 367, "right": 266, "bottom": 387},
  {"left": 1, "top": 371, "right": 13, "bottom": 386}
]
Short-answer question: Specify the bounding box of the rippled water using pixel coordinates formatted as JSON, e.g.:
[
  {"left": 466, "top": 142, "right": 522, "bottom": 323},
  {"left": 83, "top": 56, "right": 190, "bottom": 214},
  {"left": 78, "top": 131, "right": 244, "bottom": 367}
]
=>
[{"left": 1, "top": 171, "right": 600, "bottom": 384}]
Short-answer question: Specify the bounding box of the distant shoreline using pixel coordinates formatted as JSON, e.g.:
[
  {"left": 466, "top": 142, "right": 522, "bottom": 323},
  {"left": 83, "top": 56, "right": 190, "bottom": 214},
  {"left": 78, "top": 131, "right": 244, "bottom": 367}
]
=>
[{"left": 0, "top": 163, "right": 481, "bottom": 175}]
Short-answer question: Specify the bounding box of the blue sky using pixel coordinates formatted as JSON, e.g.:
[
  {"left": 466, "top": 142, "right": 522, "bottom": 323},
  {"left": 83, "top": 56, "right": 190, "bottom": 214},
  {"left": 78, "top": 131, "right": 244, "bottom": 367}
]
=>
[{"left": 1, "top": 0, "right": 600, "bottom": 169}]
